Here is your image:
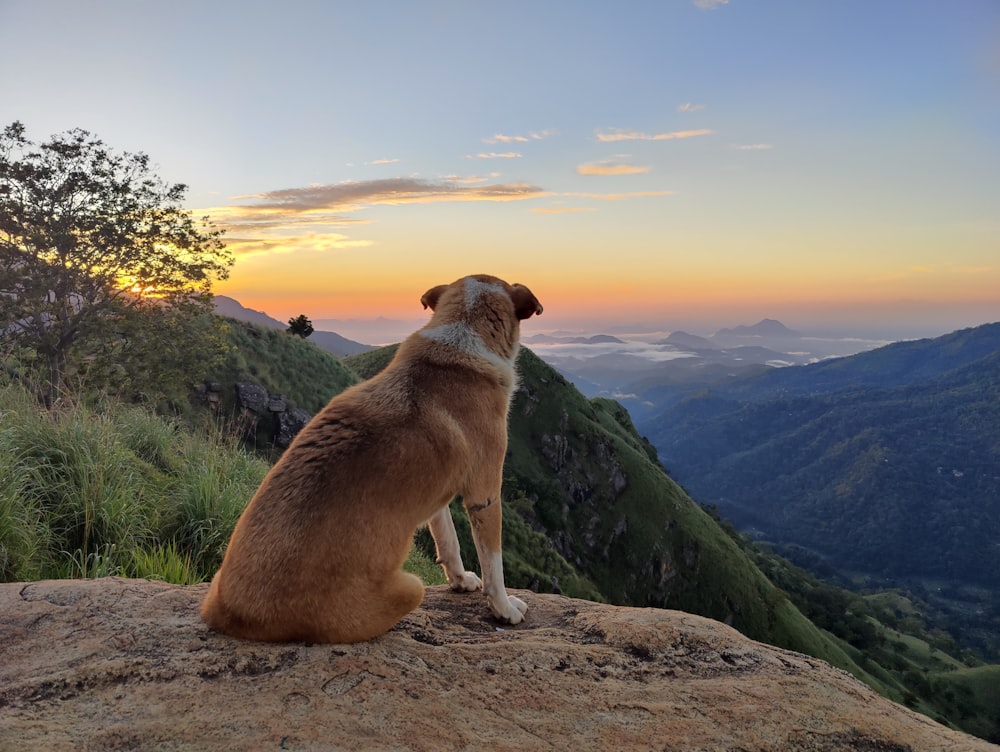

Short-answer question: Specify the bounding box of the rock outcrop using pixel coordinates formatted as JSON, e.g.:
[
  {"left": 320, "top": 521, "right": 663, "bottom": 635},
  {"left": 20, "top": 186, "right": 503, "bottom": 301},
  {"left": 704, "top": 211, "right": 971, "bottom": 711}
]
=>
[{"left": 1, "top": 578, "right": 994, "bottom": 751}]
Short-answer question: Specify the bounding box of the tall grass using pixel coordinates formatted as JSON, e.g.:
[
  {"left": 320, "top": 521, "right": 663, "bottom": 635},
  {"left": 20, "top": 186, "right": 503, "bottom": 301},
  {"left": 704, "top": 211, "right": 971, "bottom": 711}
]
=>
[
  {"left": 0, "top": 381, "right": 267, "bottom": 584},
  {"left": 166, "top": 435, "right": 266, "bottom": 577},
  {"left": 0, "top": 380, "right": 445, "bottom": 586}
]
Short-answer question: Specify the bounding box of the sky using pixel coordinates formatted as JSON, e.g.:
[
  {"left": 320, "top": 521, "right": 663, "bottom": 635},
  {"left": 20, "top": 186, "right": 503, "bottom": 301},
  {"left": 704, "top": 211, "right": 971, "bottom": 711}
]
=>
[{"left": 2, "top": 0, "right": 999, "bottom": 341}]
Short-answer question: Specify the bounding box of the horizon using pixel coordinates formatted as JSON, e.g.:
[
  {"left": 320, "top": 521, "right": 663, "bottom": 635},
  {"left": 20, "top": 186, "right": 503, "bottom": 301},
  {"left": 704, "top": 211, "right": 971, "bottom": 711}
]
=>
[
  {"left": 3, "top": 1, "right": 999, "bottom": 333},
  {"left": 218, "top": 291, "right": 997, "bottom": 347}
]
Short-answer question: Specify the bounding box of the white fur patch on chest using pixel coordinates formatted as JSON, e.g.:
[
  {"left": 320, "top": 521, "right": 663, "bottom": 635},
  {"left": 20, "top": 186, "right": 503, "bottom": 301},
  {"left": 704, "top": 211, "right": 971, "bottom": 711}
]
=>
[{"left": 418, "top": 322, "right": 517, "bottom": 375}]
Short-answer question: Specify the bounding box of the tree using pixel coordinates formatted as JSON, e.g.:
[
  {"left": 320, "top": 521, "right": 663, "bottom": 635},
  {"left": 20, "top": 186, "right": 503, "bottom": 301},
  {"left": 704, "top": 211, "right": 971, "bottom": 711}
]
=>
[
  {"left": 287, "top": 314, "right": 314, "bottom": 339},
  {"left": 0, "top": 122, "right": 233, "bottom": 404}
]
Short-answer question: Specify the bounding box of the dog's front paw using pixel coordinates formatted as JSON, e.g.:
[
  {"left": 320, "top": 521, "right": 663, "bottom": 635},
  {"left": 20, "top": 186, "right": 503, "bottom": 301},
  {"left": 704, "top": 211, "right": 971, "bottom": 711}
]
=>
[
  {"left": 489, "top": 594, "right": 528, "bottom": 625},
  {"left": 449, "top": 571, "right": 483, "bottom": 592}
]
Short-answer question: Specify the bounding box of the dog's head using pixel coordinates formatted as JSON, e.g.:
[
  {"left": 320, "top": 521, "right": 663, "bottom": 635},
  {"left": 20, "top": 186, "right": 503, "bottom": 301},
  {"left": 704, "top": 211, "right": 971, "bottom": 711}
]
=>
[
  {"left": 417, "top": 275, "right": 542, "bottom": 369},
  {"left": 420, "top": 275, "right": 543, "bottom": 321}
]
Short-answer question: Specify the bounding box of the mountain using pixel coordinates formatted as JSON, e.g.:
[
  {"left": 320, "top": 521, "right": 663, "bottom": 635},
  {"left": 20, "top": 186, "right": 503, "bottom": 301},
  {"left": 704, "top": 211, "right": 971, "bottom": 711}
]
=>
[
  {"left": 715, "top": 318, "right": 800, "bottom": 338},
  {"left": 212, "top": 295, "right": 281, "bottom": 329},
  {"left": 713, "top": 322, "right": 1000, "bottom": 399},
  {"left": 213, "top": 295, "right": 373, "bottom": 357},
  {"left": 522, "top": 333, "right": 626, "bottom": 345},
  {"left": 659, "top": 330, "right": 718, "bottom": 350},
  {"left": 343, "top": 346, "right": 860, "bottom": 673},
  {"left": 340, "top": 346, "right": 1000, "bottom": 740},
  {"left": 210, "top": 319, "right": 359, "bottom": 417},
  {"left": 6, "top": 312, "right": 997, "bottom": 738},
  {"left": 640, "top": 322, "right": 1000, "bottom": 656},
  {"left": 531, "top": 319, "right": 892, "bottom": 422}
]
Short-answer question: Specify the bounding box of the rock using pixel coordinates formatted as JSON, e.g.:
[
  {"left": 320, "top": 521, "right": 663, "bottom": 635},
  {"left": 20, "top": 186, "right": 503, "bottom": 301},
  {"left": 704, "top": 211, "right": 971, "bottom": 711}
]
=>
[
  {"left": 276, "top": 407, "right": 312, "bottom": 449},
  {"left": 234, "top": 381, "right": 269, "bottom": 414},
  {"left": 0, "top": 579, "right": 995, "bottom": 751}
]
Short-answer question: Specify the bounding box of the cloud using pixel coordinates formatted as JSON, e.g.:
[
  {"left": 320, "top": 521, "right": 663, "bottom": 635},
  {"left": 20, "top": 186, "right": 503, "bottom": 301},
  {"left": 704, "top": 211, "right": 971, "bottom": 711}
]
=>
[
  {"left": 677, "top": 103, "right": 705, "bottom": 113},
  {"left": 206, "top": 177, "right": 546, "bottom": 257},
  {"left": 531, "top": 206, "right": 598, "bottom": 215},
  {"left": 577, "top": 160, "right": 650, "bottom": 176},
  {"left": 439, "top": 173, "right": 501, "bottom": 184},
  {"left": 595, "top": 128, "right": 714, "bottom": 142},
  {"left": 366, "top": 158, "right": 400, "bottom": 165},
  {"left": 483, "top": 130, "right": 556, "bottom": 144},
  {"left": 562, "top": 190, "right": 675, "bottom": 201},
  {"left": 730, "top": 143, "right": 774, "bottom": 150},
  {"left": 219, "top": 233, "right": 374, "bottom": 259},
  {"left": 204, "top": 204, "right": 370, "bottom": 232},
  {"left": 693, "top": 0, "right": 729, "bottom": 9},
  {"left": 466, "top": 151, "right": 523, "bottom": 159},
  {"left": 487, "top": 134, "right": 529, "bottom": 144},
  {"left": 234, "top": 177, "right": 544, "bottom": 211}
]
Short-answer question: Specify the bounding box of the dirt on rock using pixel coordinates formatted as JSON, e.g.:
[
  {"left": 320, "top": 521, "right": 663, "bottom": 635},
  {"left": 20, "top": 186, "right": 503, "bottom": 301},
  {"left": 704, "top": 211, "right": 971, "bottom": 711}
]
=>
[{"left": 0, "top": 578, "right": 995, "bottom": 751}]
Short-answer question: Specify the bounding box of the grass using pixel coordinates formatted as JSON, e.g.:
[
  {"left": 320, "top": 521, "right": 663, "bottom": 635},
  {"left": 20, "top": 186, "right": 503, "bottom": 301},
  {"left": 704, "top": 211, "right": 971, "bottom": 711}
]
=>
[
  {"left": 217, "top": 318, "right": 358, "bottom": 415},
  {"left": 0, "top": 379, "right": 447, "bottom": 587},
  {"left": 0, "top": 381, "right": 259, "bottom": 583},
  {"left": 4, "top": 338, "right": 998, "bottom": 742}
]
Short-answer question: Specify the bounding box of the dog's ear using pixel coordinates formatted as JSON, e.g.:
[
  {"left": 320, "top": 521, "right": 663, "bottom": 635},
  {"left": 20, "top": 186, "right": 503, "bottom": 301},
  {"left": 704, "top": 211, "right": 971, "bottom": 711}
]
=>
[
  {"left": 420, "top": 284, "right": 449, "bottom": 311},
  {"left": 510, "top": 283, "right": 543, "bottom": 320}
]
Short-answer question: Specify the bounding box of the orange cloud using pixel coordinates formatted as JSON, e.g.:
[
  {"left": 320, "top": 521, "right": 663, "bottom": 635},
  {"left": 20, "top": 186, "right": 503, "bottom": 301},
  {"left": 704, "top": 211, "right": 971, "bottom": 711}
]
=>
[
  {"left": 205, "top": 177, "right": 546, "bottom": 258},
  {"left": 483, "top": 130, "right": 556, "bottom": 144},
  {"left": 577, "top": 161, "right": 650, "bottom": 176},
  {"left": 231, "top": 177, "right": 544, "bottom": 211},
  {"left": 466, "top": 151, "right": 522, "bottom": 159},
  {"left": 562, "top": 190, "right": 675, "bottom": 201},
  {"left": 596, "top": 128, "right": 714, "bottom": 142},
  {"left": 531, "top": 206, "right": 598, "bottom": 215}
]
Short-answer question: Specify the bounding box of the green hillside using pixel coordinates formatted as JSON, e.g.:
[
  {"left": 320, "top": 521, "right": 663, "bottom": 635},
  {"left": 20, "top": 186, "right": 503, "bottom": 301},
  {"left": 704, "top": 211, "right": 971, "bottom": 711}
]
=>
[
  {"left": 344, "top": 341, "right": 1000, "bottom": 741},
  {"left": 4, "top": 321, "right": 998, "bottom": 740},
  {"left": 344, "top": 346, "right": 875, "bottom": 682},
  {"left": 214, "top": 318, "right": 359, "bottom": 414},
  {"left": 640, "top": 325, "right": 1000, "bottom": 661}
]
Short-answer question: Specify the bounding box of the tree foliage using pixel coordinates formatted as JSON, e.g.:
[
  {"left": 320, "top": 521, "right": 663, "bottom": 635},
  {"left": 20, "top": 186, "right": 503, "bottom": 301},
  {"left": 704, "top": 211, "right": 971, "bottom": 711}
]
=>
[
  {"left": 0, "top": 121, "right": 233, "bottom": 404},
  {"left": 286, "top": 314, "right": 314, "bottom": 339}
]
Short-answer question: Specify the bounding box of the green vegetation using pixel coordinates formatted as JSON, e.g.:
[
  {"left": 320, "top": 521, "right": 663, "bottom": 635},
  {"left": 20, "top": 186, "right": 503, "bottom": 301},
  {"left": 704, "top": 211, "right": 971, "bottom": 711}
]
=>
[
  {"left": 641, "top": 324, "right": 1000, "bottom": 661},
  {"left": 286, "top": 314, "right": 315, "bottom": 339},
  {"left": 0, "top": 380, "right": 260, "bottom": 583},
  {"left": 710, "top": 509, "right": 999, "bottom": 738},
  {"left": 0, "top": 378, "right": 440, "bottom": 586},
  {"left": 214, "top": 319, "right": 358, "bottom": 415},
  {"left": 3, "top": 315, "right": 999, "bottom": 741},
  {"left": 349, "top": 343, "right": 1000, "bottom": 742},
  {"left": 0, "top": 122, "right": 232, "bottom": 407}
]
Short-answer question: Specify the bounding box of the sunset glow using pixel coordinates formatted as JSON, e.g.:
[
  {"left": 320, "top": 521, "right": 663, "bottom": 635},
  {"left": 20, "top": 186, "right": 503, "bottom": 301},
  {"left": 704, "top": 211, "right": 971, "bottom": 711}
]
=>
[{"left": 4, "top": 1, "right": 998, "bottom": 340}]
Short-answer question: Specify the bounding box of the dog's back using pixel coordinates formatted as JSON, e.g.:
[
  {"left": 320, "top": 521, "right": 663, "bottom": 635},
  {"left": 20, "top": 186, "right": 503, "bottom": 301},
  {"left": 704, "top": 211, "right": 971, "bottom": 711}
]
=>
[
  {"left": 201, "top": 364, "right": 471, "bottom": 643},
  {"left": 200, "top": 275, "right": 542, "bottom": 643}
]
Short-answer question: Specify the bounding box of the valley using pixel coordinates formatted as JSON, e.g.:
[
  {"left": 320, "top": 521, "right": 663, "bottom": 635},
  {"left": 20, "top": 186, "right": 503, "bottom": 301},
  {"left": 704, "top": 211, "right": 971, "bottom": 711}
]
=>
[{"left": 542, "top": 320, "right": 1000, "bottom": 664}]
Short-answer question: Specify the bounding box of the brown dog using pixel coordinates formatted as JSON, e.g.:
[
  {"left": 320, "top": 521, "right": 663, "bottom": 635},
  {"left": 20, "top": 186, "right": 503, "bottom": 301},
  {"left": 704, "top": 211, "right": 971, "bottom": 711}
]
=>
[{"left": 200, "top": 274, "right": 542, "bottom": 643}]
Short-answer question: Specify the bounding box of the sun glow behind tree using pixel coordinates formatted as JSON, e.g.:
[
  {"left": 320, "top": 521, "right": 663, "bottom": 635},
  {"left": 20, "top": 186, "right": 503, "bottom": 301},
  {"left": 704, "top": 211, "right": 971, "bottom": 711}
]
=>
[{"left": 0, "top": 122, "right": 234, "bottom": 405}]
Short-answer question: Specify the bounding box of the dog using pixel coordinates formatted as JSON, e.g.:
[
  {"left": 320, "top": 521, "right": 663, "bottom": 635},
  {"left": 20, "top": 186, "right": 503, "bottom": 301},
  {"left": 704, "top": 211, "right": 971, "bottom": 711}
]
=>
[{"left": 200, "top": 274, "right": 543, "bottom": 643}]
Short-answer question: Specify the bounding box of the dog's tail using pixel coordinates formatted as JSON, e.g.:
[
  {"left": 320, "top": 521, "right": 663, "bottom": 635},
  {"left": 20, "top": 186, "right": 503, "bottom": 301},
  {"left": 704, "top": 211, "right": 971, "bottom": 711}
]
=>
[
  {"left": 199, "top": 571, "right": 260, "bottom": 639},
  {"left": 199, "top": 571, "right": 228, "bottom": 630}
]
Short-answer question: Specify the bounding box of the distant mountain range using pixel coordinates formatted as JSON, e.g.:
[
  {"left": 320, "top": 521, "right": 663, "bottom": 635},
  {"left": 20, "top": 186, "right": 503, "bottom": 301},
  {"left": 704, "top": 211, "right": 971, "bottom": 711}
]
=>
[
  {"left": 213, "top": 295, "right": 372, "bottom": 358},
  {"left": 639, "top": 322, "right": 1000, "bottom": 654},
  {"left": 714, "top": 318, "right": 800, "bottom": 339},
  {"left": 531, "top": 319, "right": 890, "bottom": 421},
  {"left": 523, "top": 333, "right": 626, "bottom": 345}
]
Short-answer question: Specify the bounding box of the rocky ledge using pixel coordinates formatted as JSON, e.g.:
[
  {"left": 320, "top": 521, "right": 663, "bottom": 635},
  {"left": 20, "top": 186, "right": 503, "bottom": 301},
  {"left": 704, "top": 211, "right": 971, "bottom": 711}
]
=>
[{"left": 1, "top": 578, "right": 995, "bottom": 751}]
